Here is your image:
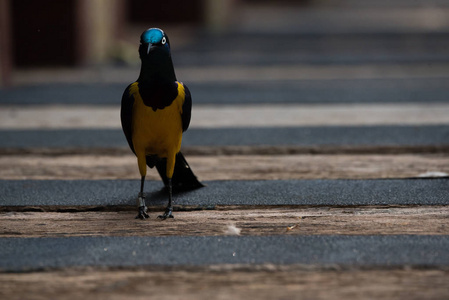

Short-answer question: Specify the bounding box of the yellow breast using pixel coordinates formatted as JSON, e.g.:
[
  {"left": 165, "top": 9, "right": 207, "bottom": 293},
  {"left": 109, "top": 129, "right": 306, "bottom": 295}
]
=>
[{"left": 129, "top": 81, "right": 185, "bottom": 158}]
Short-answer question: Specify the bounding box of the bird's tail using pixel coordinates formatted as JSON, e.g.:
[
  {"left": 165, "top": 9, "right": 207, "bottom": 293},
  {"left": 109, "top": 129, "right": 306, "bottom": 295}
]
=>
[{"left": 153, "top": 152, "right": 205, "bottom": 190}]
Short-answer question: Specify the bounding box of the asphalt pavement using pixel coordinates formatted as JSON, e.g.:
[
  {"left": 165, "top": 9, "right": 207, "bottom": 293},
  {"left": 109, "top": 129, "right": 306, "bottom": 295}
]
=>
[
  {"left": 1, "top": 179, "right": 448, "bottom": 207},
  {"left": 2, "top": 235, "right": 448, "bottom": 272},
  {"left": 2, "top": 77, "right": 449, "bottom": 105},
  {"left": 1, "top": 125, "right": 448, "bottom": 148}
]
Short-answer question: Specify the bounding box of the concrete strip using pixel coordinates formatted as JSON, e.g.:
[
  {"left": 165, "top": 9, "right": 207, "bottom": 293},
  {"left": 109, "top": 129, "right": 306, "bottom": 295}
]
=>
[
  {"left": 0, "top": 179, "right": 447, "bottom": 207},
  {"left": 1, "top": 104, "right": 449, "bottom": 129},
  {"left": 1, "top": 235, "right": 449, "bottom": 272}
]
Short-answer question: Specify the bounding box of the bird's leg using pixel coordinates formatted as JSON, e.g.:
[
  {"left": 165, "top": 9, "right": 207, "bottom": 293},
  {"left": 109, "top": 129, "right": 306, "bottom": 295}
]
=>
[
  {"left": 136, "top": 175, "right": 149, "bottom": 219},
  {"left": 158, "top": 178, "right": 174, "bottom": 220}
]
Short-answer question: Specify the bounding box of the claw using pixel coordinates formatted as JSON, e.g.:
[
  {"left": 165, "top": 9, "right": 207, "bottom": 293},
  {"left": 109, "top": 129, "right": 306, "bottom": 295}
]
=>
[
  {"left": 135, "top": 206, "right": 149, "bottom": 220},
  {"left": 135, "top": 193, "right": 148, "bottom": 219},
  {"left": 158, "top": 209, "right": 174, "bottom": 220}
]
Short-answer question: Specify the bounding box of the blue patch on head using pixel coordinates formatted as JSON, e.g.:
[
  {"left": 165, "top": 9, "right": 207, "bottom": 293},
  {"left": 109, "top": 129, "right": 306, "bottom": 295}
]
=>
[{"left": 141, "top": 28, "right": 164, "bottom": 44}]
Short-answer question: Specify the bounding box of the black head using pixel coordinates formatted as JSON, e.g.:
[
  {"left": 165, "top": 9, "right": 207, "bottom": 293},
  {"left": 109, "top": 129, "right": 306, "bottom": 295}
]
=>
[
  {"left": 138, "top": 28, "right": 176, "bottom": 82},
  {"left": 139, "top": 28, "right": 171, "bottom": 60}
]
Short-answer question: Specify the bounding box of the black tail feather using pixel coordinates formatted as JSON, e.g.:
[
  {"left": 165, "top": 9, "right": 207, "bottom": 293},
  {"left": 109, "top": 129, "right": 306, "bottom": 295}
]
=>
[{"left": 154, "top": 152, "right": 205, "bottom": 191}]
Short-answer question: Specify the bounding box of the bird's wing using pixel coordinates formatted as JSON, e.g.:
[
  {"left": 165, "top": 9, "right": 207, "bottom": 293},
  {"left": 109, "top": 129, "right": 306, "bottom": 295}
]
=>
[
  {"left": 120, "top": 83, "right": 136, "bottom": 154},
  {"left": 181, "top": 83, "right": 192, "bottom": 132}
]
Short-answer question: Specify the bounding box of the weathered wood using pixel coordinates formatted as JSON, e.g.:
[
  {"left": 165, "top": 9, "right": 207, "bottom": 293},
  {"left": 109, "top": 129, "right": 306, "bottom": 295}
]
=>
[
  {"left": 1, "top": 207, "right": 447, "bottom": 238},
  {"left": 0, "top": 266, "right": 448, "bottom": 300},
  {"left": 0, "top": 154, "right": 447, "bottom": 180}
]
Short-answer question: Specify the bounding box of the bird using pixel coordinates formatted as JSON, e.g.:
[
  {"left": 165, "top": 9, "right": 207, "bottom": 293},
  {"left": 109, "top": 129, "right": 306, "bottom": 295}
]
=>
[{"left": 121, "top": 28, "right": 204, "bottom": 220}]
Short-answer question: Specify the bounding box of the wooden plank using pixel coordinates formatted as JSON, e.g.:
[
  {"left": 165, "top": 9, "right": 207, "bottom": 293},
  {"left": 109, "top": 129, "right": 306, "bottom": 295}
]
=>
[
  {"left": 0, "top": 154, "right": 447, "bottom": 180},
  {"left": 0, "top": 266, "right": 448, "bottom": 300},
  {"left": 1, "top": 207, "right": 448, "bottom": 238}
]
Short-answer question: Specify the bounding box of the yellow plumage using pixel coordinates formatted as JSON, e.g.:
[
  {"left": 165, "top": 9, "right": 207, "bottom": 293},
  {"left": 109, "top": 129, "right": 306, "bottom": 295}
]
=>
[{"left": 128, "top": 81, "right": 186, "bottom": 179}]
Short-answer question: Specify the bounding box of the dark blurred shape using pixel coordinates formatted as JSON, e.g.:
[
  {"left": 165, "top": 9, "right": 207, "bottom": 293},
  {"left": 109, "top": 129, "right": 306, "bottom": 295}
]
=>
[
  {"left": 0, "top": 0, "right": 12, "bottom": 86},
  {"left": 127, "top": 0, "right": 204, "bottom": 24},
  {"left": 11, "top": 0, "right": 77, "bottom": 67}
]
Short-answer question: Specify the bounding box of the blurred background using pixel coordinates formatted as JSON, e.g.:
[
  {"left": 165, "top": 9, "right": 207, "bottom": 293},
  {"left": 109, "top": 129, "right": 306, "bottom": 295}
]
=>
[
  {"left": 0, "top": 0, "right": 449, "bottom": 158},
  {"left": 1, "top": 0, "right": 449, "bottom": 90}
]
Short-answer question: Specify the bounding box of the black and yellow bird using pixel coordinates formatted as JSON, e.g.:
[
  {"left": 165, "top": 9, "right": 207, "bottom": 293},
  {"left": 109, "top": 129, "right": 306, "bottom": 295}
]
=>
[{"left": 121, "top": 28, "right": 203, "bottom": 220}]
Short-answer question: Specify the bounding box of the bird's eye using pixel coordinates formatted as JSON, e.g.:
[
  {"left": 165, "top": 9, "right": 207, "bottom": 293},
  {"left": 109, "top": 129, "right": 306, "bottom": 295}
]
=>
[{"left": 161, "top": 37, "right": 166, "bottom": 45}]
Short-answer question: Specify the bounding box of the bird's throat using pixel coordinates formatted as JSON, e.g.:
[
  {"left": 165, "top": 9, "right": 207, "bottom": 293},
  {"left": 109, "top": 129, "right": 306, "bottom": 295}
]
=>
[{"left": 138, "top": 55, "right": 176, "bottom": 83}]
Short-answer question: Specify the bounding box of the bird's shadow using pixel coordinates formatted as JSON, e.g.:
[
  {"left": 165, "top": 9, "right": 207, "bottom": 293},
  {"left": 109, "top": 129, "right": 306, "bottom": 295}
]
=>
[{"left": 140, "top": 186, "right": 200, "bottom": 206}]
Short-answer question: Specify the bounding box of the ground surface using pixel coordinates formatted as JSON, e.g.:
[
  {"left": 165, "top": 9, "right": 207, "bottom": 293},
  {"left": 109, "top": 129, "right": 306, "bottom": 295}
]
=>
[{"left": 1, "top": 148, "right": 448, "bottom": 299}]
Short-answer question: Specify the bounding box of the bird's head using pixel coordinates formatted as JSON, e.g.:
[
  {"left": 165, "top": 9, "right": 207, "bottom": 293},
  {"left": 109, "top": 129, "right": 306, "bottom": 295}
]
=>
[
  {"left": 137, "top": 28, "right": 176, "bottom": 82},
  {"left": 139, "top": 28, "right": 171, "bottom": 60}
]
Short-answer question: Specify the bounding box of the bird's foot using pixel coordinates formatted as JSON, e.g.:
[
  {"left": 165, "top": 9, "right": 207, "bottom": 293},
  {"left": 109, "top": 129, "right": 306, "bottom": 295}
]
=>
[
  {"left": 135, "top": 206, "right": 149, "bottom": 220},
  {"left": 135, "top": 193, "right": 149, "bottom": 220},
  {"left": 158, "top": 208, "right": 174, "bottom": 220}
]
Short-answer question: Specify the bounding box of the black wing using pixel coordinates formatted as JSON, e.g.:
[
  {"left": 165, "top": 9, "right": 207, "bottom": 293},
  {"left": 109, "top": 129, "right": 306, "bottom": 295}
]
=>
[
  {"left": 120, "top": 83, "right": 135, "bottom": 154},
  {"left": 181, "top": 83, "right": 192, "bottom": 132}
]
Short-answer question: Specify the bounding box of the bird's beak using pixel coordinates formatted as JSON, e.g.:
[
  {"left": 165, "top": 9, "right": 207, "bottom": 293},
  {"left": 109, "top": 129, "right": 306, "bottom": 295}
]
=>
[{"left": 146, "top": 43, "right": 159, "bottom": 55}]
